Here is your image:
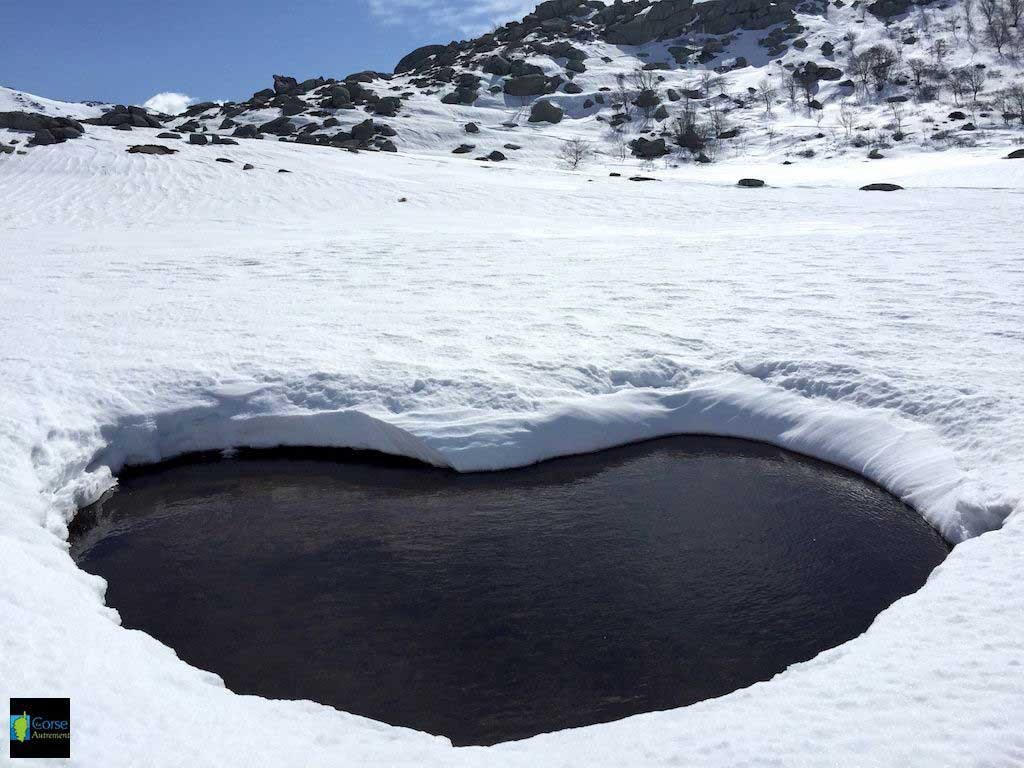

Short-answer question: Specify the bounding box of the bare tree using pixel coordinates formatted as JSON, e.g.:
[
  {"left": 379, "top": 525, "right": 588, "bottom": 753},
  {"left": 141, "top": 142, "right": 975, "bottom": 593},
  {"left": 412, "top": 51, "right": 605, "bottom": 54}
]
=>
[
  {"left": 979, "top": 0, "right": 1013, "bottom": 53},
  {"left": 798, "top": 74, "right": 817, "bottom": 109},
  {"left": 782, "top": 70, "right": 798, "bottom": 105},
  {"left": 866, "top": 45, "right": 899, "bottom": 91},
  {"left": 888, "top": 101, "right": 906, "bottom": 139},
  {"left": 908, "top": 57, "right": 929, "bottom": 94},
  {"left": 1007, "top": 82, "right": 1024, "bottom": 124},
  {"left": 839, "top": 99, "right": 858, "bottom": 138},
  {"left": 964, "top": 65, "right": 988, "bottom": 103},
  {"left": 630, "top": 67, "right": 658, "bottom": 93},
  {"left": 558, "top": 137, "right": 594, "bottom": 170},
  {"left": 613, "top": 73, "right": 632, "bottom": 114},
  {"left": 700, "top": 71, "right": 721, "bottom": 98},
  {"left": 1008, "top": 0, "right": 1023, "bottom": 27},
  {"left": 964, "top": 0, "right": 978, "bottom": 43},
  {"left": 757, "top": 78, "right": 777, "bottom": 116}
]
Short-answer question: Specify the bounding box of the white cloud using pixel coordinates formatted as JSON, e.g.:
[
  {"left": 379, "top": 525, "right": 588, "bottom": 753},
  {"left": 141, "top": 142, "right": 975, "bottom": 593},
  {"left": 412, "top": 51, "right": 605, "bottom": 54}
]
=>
[
  {"left": 142, "top": 92, "right": 194, "bottom": 116},
  {"left": 365, "top": 0, "right": 536, "bottom": 38}
]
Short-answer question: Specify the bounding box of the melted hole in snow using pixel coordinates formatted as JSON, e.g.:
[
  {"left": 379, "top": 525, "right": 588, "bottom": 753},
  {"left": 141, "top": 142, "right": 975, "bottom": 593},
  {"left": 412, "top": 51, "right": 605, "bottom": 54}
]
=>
[{"left": 70, "top": 436, "right": 948, "bottom": 746}]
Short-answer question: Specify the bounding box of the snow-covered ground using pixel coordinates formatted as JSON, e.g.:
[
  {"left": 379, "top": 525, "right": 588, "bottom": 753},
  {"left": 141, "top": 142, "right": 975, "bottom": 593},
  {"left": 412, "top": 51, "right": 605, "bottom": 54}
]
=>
[{"left": 1, "top": 122, "right": 1023, "bottom": 766}]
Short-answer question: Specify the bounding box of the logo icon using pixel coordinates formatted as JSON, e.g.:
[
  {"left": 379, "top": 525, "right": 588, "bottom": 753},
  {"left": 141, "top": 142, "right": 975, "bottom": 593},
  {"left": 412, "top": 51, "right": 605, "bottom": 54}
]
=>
[
  {"left": 9, "top": 699, "right": 69, "bottom": 759},
  {"left": 9, "top": 711, "right": 29, "bottom": 742}
]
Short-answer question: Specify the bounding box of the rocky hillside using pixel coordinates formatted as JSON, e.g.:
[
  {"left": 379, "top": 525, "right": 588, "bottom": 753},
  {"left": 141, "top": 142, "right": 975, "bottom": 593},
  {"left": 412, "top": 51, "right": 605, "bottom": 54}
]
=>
[{"left": 3, "top": 0, "right": 1024, "bottom": 165}]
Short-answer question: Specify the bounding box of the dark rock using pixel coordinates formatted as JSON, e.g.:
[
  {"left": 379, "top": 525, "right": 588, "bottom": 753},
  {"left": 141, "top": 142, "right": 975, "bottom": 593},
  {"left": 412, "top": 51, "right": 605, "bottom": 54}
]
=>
[
  {"left": 629, "top": 176, "right": 658, "bottom": 182},
  {"left": 653, "top": 105, "right": 670, "bottom": 120},
  {"left": 452, "top": 144, "right": 475, "bottom": 154},
  {"left": 528, "top": 99, "right": 563, "bottom": 124},
  {"left": 503, "top": 143, "right": 522, "bottom": 150},
  {"left": 258, "top": 116, "right": 295, "bottom": 136},
  {"left": 351, "top": 119, "right": 375, "bottom": 142},
  {"left": 868, "top": 148, "right": 885, "bottom": 159},
  {"left": 482, "top": 54, "right": 513, "bottom": 76},
  {"left": 126, "top": 144, "right": 178, "bottom": 155},
  {"left": 215, "top": 157, "right": 233, "bottom": 163},
  {"left": 278, "top": 168, "right": 291, "bottom": 173},
  {"left": 156, "top": 132, "right": 181, "bottom": 139},
  {"left": 860, "top": 183, "right": 904, "bottom": 191},
  {"left": 113, "top": 124, "right": 133, "bottom": 131},
  {"left": 564, "top": 82, "right": 583, "bottom": 94},
  {"left": 948, "top": 111, "right": 967, "bottom": 120},
  {"left": 243, "top": 163, "right": 255, "bottom": 170},
  {"left": 395, "top": 44, "right": 448, "bottom": 74},
  {"left": 1008, "top": 149, "right": 1024, "bottom": 159},
  {"left": 189, "top": 133, "right": 208, "bottom": 145},
  {"left": 631, "top": 137, "right": 669, "bottom": 158},
  {"left": 487, "top": 150, "right": 506, "bottom": 161},
  {"left": 737, "top": 178, "right": 765, "bottom": 187},
  {"left": 273, "top": 75, "right": 299, "bottom": 94},
  {"left": 465, "top": 122, "right": 480, "bottom": 134},
  {"left": 505, "top": 74, "right": 550, "bottom": 97},
  {"left": 29, "top": 129, "right": 58, "bottom": 145},
  {"left": 232, "top": 124, "right": 259, "bottom": 138},
  {"left": 378, "top": 139, "right": 398, "bottom": 152},
  {"left": 212, "top": 136, "right": 238, "bottom": 145}
]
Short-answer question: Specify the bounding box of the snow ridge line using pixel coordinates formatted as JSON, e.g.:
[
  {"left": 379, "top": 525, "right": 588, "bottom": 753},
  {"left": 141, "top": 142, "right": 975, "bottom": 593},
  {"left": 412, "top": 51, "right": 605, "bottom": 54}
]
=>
[{"left": 63, "top": 372, "right": 1015, "bottom": 545}]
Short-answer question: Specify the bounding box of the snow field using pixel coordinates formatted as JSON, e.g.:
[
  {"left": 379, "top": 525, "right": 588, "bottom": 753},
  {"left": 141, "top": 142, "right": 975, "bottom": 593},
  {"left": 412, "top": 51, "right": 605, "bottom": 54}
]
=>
[{"left": 1, "top": 123, "right": 1022, "bottom": 766}]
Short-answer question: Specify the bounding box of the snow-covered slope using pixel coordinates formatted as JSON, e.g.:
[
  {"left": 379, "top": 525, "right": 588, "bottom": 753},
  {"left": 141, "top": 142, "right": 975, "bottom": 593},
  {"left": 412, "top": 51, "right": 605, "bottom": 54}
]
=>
[
  {"left": 1, "top": 119, "right": 1022, "bottom": 765},
  {"left": 0, "top": 84, "right": 106, "bottom": 120},
  {"left": 135, "top": 0, "right": 1024, "bottom": 168}
]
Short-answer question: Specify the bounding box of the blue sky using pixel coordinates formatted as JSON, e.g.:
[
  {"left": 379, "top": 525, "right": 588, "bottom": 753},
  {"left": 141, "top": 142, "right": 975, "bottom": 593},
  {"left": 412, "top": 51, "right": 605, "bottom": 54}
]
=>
[{"left": 1, "top": 0, "right": 535, "bottom": 106}]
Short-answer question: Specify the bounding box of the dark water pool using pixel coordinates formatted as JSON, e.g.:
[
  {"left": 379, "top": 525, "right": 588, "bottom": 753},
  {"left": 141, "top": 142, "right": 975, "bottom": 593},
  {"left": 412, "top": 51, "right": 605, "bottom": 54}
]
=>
[{"left": 71, "top": 437, "right": 948, "bottom": 746}]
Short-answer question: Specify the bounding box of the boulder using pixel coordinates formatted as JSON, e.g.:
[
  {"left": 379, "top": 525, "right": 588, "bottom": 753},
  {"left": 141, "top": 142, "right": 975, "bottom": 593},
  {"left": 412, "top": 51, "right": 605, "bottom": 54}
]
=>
[
  {"left": 504, "top": 74, "right": 550, "bottom": 97},
  {"left": 465, "top": 122, "right": 480, "bottom": 133},
  {"left": 232, "top": 124, "right": 259, "bottom": 139},
  {"left": 452, "top": 144, "right": 475, "bottom": 154},
  {"left": 243, "top": 163, "right": 255, "bottom": 170},
  {"left": 156, "top": 132, "right": 181, "bottom": 139},
  {"left": 189, "top": 133, "right": 208, "bottom": 145},
  {"left": 630, "top": 137, "right": 669, "bottom": 158},
  {"left": 737, "top": 178, "right": 765, "bottom": 187},
  {"left": 860, "top": 183, "right": 904, "bottom": 191},
  {"left": 29, "top": 129, "right": 59, "bottom": 146},
  {"left": 563, "top": 82, "right": 583, "bottom": 94},
  {"left": 1006, "top": 149, "right": 1024, "bottom": 159},
  {"left": 528, "top": 100, "right": 563, "bottom": 124},
  {"left": 487, "top": 150, "right": 506, "bottom": 162},
  {"left": 273, "top": 75, "right": 299, "bottom": 94},
  {"left": 482, "top": 54, "right": 512, "bottom": 76},
  {"left": 126, "top": 144, "right": 178, "bottom": 155},
  {"left": 258, "top": 116, "right": 295, "bottom": 136},
  {"left": 868, "top": 148, "right": 885, "bottom": 159},
  {"left": 395, "top": 44, "right": 448, "bottom": 74},
  {"left": 351, "top": 119, "right": 376, "bottom": 142}
]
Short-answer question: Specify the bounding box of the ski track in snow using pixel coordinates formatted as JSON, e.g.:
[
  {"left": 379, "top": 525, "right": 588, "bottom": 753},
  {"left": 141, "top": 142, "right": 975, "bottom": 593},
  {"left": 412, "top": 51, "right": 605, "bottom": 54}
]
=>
[{"left": 1, "top": 128, "right": 1023, "bottom": 766}]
